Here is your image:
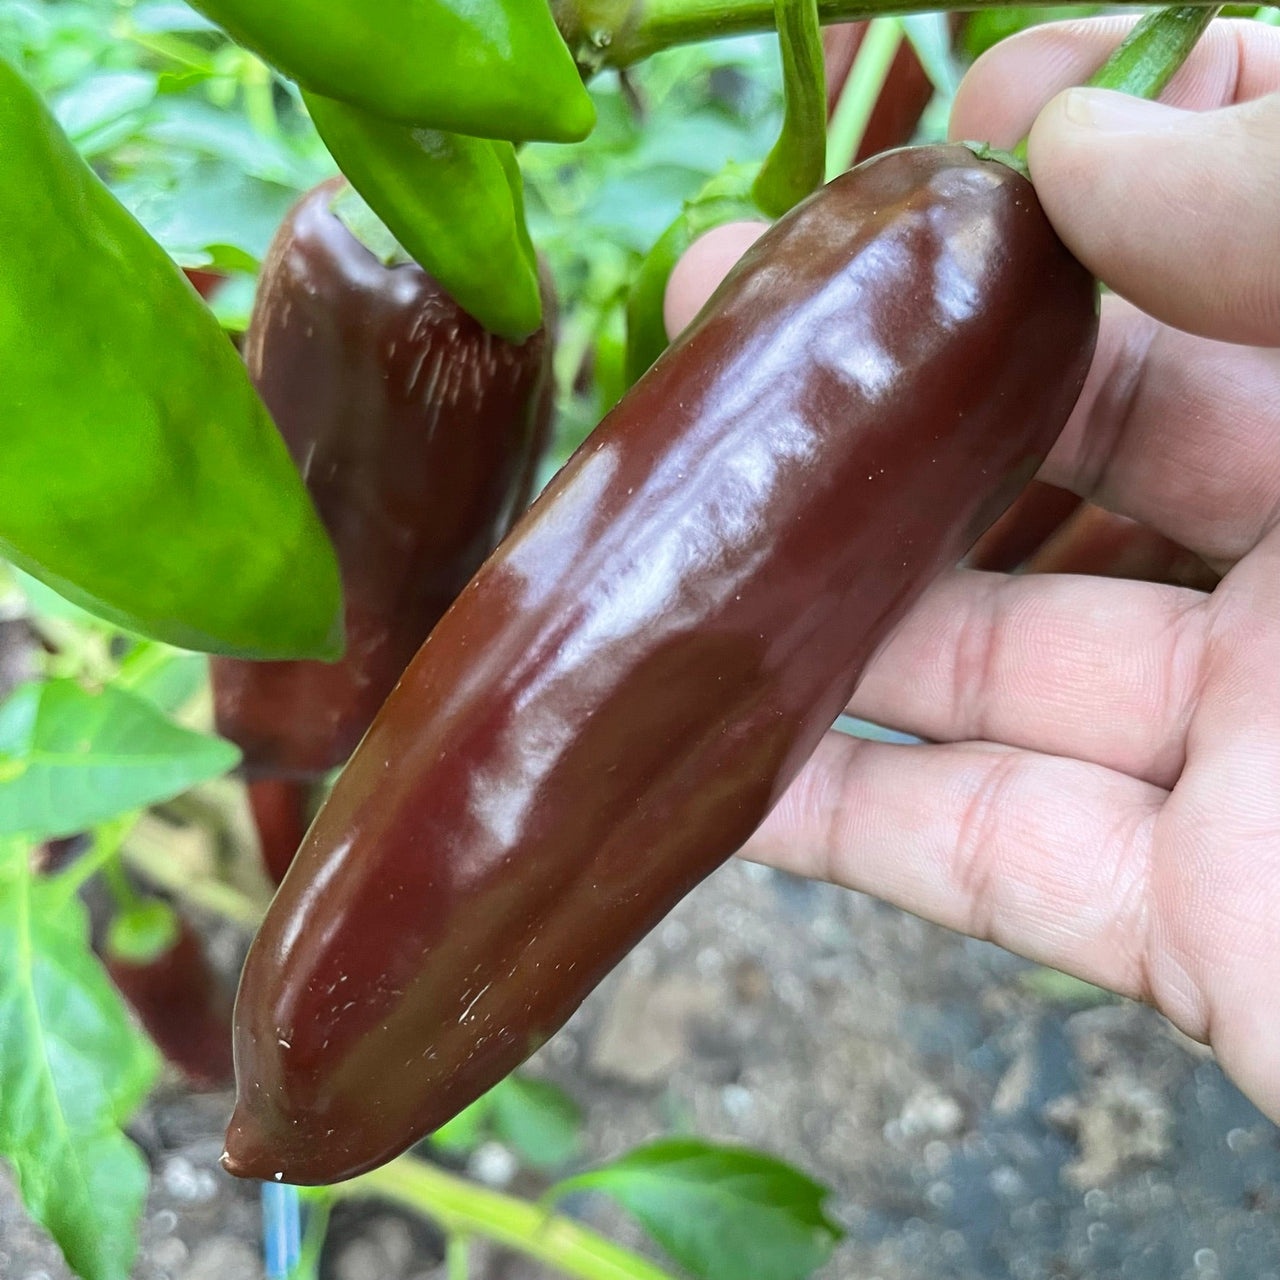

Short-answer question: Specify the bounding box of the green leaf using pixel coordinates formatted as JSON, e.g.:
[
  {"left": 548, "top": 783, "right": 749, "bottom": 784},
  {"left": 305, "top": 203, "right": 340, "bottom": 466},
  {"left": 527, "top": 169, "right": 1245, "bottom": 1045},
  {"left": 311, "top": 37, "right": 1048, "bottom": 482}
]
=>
[
  {"left": 491, "top": 1076, "right": 582, "bottom": 1169},
  {"left": 0, "top": 680, "right": 239, "bottom": 840},
  {"left": 52, "top": 71, "right": 157, "bottom": 146},
  {"left": 13, "top": 565, "right": 109, "bottom": 628},
  {"left": 552, "top": 1139, "right": 842, "bottom": 1280},
  {"left": 0, "top": 862, "right": 159, "bottom": 1280},
  {"left": 430, "top": 1091, "right": 497, "bottom": 1156},
  {"left": 1018, "top": 966, "right": 1115, "bottom": 1008},
  {"left": 114, "top": 644, "right": 209, "bottom": 715}
]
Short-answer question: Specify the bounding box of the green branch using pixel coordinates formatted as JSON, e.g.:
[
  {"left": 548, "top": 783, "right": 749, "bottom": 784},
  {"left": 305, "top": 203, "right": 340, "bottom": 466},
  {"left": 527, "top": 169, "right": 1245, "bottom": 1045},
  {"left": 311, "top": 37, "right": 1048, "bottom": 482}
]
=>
[
  {"left": 553, "top": 0, "right": 1216, "bottom": 72},
  {"left": 346, "top": 1156, "right": 677, "bottom": 1280}
]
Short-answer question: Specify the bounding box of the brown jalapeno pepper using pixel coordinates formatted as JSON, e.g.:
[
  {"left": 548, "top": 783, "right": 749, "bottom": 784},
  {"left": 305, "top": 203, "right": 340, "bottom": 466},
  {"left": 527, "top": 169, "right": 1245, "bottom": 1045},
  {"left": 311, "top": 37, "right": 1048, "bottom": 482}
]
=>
[
  {"left": 106, "top": 909, "right": 234, "bottom": 1091},
  {"left": 222, "top": 144, "right": 1098, "bottom": 1185},
  {"left": 210, "top": 180, "right": 556, "bottom": 784},
  {"left": 964, "top": 480, "right": 1084, "bottom": 573},
  {"left": 247, "top": 778, "right": 314, "bottom": 887},
  {"left": 822, "top": 22, "right": 934, "bottom": 159},
  {"left": 1023, "top": 501, "right": 1220, "bottom": 591}
]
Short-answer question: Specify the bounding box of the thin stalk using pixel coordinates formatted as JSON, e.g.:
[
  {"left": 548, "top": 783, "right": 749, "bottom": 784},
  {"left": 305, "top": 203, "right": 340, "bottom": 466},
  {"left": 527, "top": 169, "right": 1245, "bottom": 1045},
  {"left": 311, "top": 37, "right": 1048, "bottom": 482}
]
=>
[
  {"left": 553, "top": 0, "right": 1212, "bottom": 73},
  {"left": 752, "top": 0, "right": 826, "bottom": 215},
  {"left": 122, "top": 823, "right": 268, "bottom": 928},
  {"left": 825, "top": 17, "right": 903, "bottom": 179},
  {"left": 1004, "top": 4, "right": 1221, "bottom": 171},
  {"left": 346, "top": 1156, "right": 676, "bottom": 1280},
  {"left": 49, "top": 814, "right": 137, "bottom": 905},
  {"left": 446, "top": 1233, "right": 471, "bottom": 1280},
  {"left": 287, "top": 1191, "right": 331, "bottom": 1280},
  {"left": 100, "top": 855, "right": 143, "bottom": 913},
  {"left": 1089, "top": 4, "right": 1220, "bottom": 95}
]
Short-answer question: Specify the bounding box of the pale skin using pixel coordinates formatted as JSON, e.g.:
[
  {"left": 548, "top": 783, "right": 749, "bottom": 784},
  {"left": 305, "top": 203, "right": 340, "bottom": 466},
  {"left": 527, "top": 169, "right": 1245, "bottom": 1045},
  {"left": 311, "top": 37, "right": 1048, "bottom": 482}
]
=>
[{"left": 665, "top": 18, "right": 1280, "bottom": 1120}]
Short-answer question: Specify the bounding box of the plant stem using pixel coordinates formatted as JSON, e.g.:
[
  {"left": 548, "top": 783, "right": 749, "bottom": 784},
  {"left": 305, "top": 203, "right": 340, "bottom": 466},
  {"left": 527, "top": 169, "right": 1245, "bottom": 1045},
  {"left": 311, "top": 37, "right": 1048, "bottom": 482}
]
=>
[
  {"left": 1089, "top": 4, "right": 1220, "bottom": 96},
  {"left": 825, "top": 16, "right": 902, "bottom": 179},
  {"left": 345, "top": 1156, "right": 676, "bottom": 1280},
  {"left": 1007, "top": 4, "right": 1220, "bottom": 167},
  {"left": 122, "top": 823, "right": 268, "bottom": 928},
  {"left": 752, "top": 0, "right": 826, "bottom": 215},
  {"left": 446, "top": 1233, "right": 471, "bottom": 1280},
  {"left": 553, "top": 0, "right": 1213, "bottom": 72},
  {"left": 49, "top": 814, "right": 137, "bottom": 905}
]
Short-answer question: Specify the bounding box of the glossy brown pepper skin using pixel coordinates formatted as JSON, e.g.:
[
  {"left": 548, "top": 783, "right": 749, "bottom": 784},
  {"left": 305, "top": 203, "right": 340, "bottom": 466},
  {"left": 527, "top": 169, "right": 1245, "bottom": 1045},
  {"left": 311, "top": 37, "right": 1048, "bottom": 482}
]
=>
[
  {"left": 964, "top": 480, "right": 1083, "bottom": 573},
  {"left": 823, "top": 22, "right": 934, "bottom": 161},
  {"left": 211, "top": 180, "right": 555, "bottom": 780},
  {"left": 223, "top": 146, "right": 1099, "bottom": 1185},
  {"left": 1025, "top": 502, "right": 1220, "bottom": 591},
  {"left": 107, "top": 921, "right": 234, "bottom": 1091},
  {"left": 248, "top": 778, "right": 313, "bottom": 886}
]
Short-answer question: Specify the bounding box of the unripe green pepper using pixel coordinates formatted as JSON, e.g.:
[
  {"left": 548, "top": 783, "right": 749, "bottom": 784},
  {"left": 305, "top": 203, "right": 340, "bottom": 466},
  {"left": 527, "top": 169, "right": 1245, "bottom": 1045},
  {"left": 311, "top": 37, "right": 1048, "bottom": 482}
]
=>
[
  {"left": 625, "top": 165, "right": 761, "bottom": 385},
  {"left": 223, "top": 145, "right": 1099, "bottom": 1185},
  {"left": 303, "top": 97, "right": 542, "bottom": 342},
  {"left": 0, "top": 56, "right": 341, "bottom": 659},
  {"left": 186, "top": 0, "right": 595, "bottom": 143}
]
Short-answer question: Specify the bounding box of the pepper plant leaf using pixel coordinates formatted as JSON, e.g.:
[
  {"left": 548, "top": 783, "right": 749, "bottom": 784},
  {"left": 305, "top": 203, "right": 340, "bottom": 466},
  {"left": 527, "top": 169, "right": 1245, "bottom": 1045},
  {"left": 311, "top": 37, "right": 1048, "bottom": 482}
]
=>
[
  {"left": 0, "top": 680, "right": 238, "bottom": 840},
  {"left": 491, "top": 1075, "right": 582, "bottom": 1168},
  {"left": 0, "top": 858, "right": 159, "bottom": 1280},
  {"left": 550, "top": 1138, "right": 842, "bottom": 1280}
]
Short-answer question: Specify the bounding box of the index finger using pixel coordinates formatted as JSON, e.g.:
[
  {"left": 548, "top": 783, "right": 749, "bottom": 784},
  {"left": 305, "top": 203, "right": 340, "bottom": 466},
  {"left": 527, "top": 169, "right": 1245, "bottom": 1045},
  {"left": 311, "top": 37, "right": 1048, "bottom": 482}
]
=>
[{"left": 949, "top": 15, "right": 1280, "bottom": 144}]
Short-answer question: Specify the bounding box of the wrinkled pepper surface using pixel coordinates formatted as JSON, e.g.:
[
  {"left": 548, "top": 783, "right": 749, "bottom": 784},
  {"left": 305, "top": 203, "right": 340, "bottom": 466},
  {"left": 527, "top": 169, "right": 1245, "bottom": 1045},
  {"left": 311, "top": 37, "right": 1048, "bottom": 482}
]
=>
[
  {"left": 212, "top": 181, "right": 556, "bottom": 783},
  {"left": 187, "top": 0, "right": 594, "bottom": 143},
  {"left": 224, "top": 144, "right": 1098, "bottom": 1185},
  {"left": 0, "top": 56, "right": 341, "bottom": 659}
]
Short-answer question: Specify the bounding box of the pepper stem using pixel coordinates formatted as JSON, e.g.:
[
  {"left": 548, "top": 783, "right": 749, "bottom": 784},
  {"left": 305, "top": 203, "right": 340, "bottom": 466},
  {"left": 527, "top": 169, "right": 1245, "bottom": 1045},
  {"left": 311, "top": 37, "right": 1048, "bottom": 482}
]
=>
[
  {"left": 752, "top": 0, "right": 826, "bottom": 215},
  {"left": 1006, "top": 5, "right": 1221, "bottom": 167}
]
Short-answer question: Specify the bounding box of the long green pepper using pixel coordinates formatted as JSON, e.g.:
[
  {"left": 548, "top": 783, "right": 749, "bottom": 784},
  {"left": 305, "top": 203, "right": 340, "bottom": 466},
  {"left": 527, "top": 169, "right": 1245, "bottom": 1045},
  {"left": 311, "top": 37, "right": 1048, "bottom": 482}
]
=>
[
  {"left": 0, "top": 57, "right": 342, "bottom": 659},
  {"left": 186, "top": 0, "right": 595, "bottom": 144},
  {"left": 303, "top": 95, "right": 543, "bottom": 341}
]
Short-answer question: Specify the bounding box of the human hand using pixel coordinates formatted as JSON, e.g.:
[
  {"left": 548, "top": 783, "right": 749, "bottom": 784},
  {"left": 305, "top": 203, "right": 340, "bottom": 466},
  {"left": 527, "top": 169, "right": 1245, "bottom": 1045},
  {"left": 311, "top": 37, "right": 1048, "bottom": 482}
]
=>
[{"left": 665, "top": 18, "right": 1280, "bottom": 1120}]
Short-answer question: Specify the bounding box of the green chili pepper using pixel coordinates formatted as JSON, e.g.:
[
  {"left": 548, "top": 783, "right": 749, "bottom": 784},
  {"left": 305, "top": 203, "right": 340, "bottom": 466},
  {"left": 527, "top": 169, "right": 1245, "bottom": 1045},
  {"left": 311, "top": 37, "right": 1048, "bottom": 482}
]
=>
[
  {"left": 304, "top": 93, "right": 542, "bottom": 341},
  {"left": 625, "top": 164, "right": 761, "bottom": 385},
  {"left": 752, "top": 0, "right": 826, "bottom": 217},
  {"left": 0, "top": 56, "right": 342, "bottom": 659},
  {"left": 187, "top": 0, "right": 595, "bottom": 143}
]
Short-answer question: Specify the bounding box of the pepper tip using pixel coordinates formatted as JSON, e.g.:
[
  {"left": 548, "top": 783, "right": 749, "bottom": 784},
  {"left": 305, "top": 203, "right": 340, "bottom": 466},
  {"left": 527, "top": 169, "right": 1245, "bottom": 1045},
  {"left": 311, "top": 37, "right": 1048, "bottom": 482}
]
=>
[{"left": 221, "top": 1106, "right": 278, "bottom": 1183}]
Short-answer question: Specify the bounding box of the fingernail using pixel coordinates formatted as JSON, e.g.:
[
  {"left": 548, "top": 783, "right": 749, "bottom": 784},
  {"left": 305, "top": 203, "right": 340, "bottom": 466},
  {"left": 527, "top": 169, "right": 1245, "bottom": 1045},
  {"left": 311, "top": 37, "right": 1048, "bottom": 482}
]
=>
[{"left": 1060, "top": 88, "right": 1185, "bottom": 135}]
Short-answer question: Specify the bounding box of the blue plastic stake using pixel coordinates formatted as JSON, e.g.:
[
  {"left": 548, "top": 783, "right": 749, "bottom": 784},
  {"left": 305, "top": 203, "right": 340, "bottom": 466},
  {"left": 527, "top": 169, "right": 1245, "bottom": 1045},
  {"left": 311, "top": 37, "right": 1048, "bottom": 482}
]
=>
[{"left": 262, "top": 1180, "right": 303, "bottom": 1278}]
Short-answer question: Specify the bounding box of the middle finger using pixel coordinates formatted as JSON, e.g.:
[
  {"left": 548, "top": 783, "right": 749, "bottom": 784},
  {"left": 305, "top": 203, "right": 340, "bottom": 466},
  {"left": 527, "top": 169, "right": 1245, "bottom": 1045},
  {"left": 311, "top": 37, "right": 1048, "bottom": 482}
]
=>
[{"left": 1038, "top": 295, "right": 1280, "bottom": 566}]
